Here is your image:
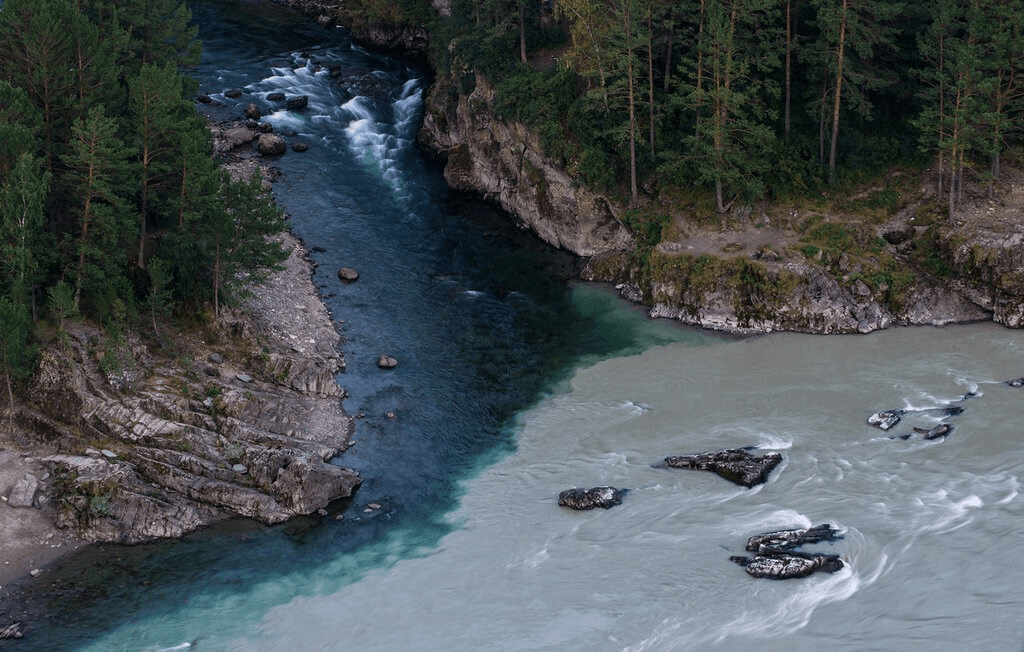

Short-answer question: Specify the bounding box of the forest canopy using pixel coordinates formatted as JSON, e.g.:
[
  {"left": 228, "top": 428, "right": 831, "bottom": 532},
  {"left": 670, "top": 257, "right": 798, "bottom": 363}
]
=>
[
  {"left": 426, "top": 0, "right": 1024, "bottom": 215},
  {"left": 0, "top": 0, "right": 288, "bottom": 403}
]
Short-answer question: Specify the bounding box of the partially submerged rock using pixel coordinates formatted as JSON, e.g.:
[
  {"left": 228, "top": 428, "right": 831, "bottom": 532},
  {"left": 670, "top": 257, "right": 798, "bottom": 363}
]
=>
[
  {"left": 732, "top": 552, "right": 844, "bottom": 579},
  {"left": 661, "top": 448, "right": 782, "bottom": 487},
  {"left": 557, "top": 486, "right": 626, "bottom": 510},
  {"left": 257, "top": 133, "right": 287, "bottom": 156},
  {"left": 913, "top": 423, "right": 954, "bottom": 440},
  {"left": 868, "top": 410, "right": 904, "bottom": 431},
  {"left": 730, "top": 524, "right": 844, "bottom": 579}
]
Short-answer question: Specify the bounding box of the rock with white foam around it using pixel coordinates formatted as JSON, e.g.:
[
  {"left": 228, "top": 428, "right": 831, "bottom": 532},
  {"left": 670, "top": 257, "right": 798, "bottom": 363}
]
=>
[
  {"left": 557, "top": 486, "right": 626, "bottom": 510},
  {"left": 729, "top": 524, "right": 844, "bottom": 579}
]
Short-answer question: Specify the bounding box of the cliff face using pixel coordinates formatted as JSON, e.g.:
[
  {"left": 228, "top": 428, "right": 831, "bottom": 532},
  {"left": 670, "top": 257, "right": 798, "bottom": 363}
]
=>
[
  {"left": 418, "top": 75, "right": 635, "bottom": 257},
  {"left": 12, "top": 236, "right": 360, "bottom": 545}
]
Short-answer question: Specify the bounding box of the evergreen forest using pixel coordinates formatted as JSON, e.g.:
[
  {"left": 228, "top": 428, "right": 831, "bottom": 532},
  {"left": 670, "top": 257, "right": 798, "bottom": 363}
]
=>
[
  {"left": 0, "top": 0, "right": 288, "bottom": 406},
  {"left": 398, "top": 0, "right": 1024, "bottom": 218}
]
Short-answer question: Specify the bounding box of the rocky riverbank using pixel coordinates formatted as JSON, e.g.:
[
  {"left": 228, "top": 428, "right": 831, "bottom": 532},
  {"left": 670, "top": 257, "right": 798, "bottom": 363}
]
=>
[
  {"left": 416, "top": 65, "right": 1021, "bottom": 334},
  {"left": 0, "top": 131, "right": 356, "bottom": 617}
]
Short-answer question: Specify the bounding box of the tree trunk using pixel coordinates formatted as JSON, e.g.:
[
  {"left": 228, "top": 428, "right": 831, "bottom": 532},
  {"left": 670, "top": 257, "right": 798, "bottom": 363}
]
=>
[
  {"left": 663, "top": 8, "right": 675, "bottom": 93},
  {"left": 695, "top": 0, "right": 706, "bottom": 141},
  {"left": 626, "top": 3, "right": 638, "bottom": 201},
  {"left": 647, "top": 7, "right": 655, "bottom": 159},
  {"left": 784, "top": 0, "right": 792, "bottom": 139},
  {"left": 74, "top": 166, "right": 96, "bottom": 311},
  {"left": 828, "top": 0, "right": 848, "bottom": 186},
  {"left": 214, "top": 234, "right": 220, "bottom": 319},
  {"left": 519, "top": 4, "right": 528, "bottom": 65}
]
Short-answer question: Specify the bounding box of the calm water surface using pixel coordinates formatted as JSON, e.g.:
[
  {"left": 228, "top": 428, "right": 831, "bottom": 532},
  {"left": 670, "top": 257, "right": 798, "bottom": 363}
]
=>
[{"left": 6, "top": 2, "right": 1024, "bottom": 651}]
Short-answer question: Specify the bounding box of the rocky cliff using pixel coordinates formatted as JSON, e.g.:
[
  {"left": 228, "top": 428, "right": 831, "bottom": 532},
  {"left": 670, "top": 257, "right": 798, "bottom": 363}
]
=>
[
  {"left": 418, "top": 74, "right": 635, "bottom": 257},
  {"left": 7, "top": 234, "right": 360, "bottom": 545}
]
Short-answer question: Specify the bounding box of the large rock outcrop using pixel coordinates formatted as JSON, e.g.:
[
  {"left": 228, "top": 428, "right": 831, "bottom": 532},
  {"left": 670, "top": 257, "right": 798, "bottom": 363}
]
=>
[
  {"left": 16, "top": 317, "right": 359, "bottom": 545},
  {"left": 419, "top": 74, "right": 634, "bottom": 257}
]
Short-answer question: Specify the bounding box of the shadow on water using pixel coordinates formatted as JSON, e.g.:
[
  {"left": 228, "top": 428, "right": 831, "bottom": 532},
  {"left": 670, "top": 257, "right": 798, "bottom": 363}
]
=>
[{"left": 0, "top": 2, "right": 731, "bottom": 649}]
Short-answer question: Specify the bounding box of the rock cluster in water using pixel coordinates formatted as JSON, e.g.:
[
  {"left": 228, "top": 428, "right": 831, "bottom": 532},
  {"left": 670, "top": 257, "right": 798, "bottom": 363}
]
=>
[
  {"left": 729, "top": 524, "right": 845, "bottom": 579},
  {"left": 867, "top": 388, "right": 982, "bottom": 440},
  {"left": 557, "top": 486, "right": 626, "bottom": 510},
  {"left": 660, "top": 448, "right": 783, "bottom": 488}
]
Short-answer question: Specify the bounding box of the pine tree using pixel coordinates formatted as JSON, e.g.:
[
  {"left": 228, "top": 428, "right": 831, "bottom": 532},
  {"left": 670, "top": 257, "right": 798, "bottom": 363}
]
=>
[
  {"left": 62, "top": 105, "right": 134, "bottom": 315},
  {"left": 0, "top": 82, "right": 44, "bottom": 182},
  {"left": 0, "top": 0, "right": 77, "bottom": 171},
  {"left": 129, "top": 62, "right": 193, "bottom": 269},
  {"left": 674, "top": 0, "right": 781, "bottom": 212},
  {"left": 203, "top": 172, "right": 288, "bottom": 318},
  {"left": 808, "top": 0, "right": 902, "bottom": 185}
]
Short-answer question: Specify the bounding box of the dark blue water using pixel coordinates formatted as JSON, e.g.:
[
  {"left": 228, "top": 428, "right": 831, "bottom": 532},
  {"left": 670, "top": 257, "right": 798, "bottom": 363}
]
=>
[{"left": 4, "top": 3, "right": 722, "bottom": 649}]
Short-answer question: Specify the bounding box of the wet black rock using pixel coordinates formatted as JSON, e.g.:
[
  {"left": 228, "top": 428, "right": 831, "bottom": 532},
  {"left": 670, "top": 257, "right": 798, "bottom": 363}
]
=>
[
  {"left": 557, "top": 486, "right": 626, "bottom": 510},
  {"left": 745, "top": 524, "right": 842, "bottom": 554},
  {"left": 286, "top": 95, "right": 309, "bottom": 111},
  {"left": 267, "top": 91, "right": 286, "bottom": 102},
  {"left": 913, "top": 423, "right": 954, "bottom": 440},
  {"left": 660, "top": 448, "right": 782, "bottom": 487},
  {"left": 730, "top": 524, "right": 844, "bottom": 579},
  {"left": 731, "top": 552, "right": 844, "bottom": 579},
  {"left": 224, "top": 89, "right": 244, "bottom": 98},
  {"left": 1007, "top": 377, "right": 1024, "bottom": 388}
]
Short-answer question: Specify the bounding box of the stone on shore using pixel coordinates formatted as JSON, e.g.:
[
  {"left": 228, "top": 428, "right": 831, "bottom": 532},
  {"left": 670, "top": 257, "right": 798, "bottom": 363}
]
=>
[
  {"left": 0, "top": 622, "right": 23, "bottom": 639},
  {"left": 221, "top": 126, "right": 257, "bottom": 150},
  {"left": 661, "top": 448, "right": 782, "bottom": 487},
  {"left": 557, "top": 486, "right": 626, "bottom": 510},
  {"left": 7, "top": 474, "right": 39, "bottom": 508}
]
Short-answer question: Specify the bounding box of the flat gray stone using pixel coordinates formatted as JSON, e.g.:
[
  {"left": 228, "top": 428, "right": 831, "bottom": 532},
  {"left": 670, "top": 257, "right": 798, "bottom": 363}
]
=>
[{"left": 7, "top": 474, "right": 39, "bottom": 508}]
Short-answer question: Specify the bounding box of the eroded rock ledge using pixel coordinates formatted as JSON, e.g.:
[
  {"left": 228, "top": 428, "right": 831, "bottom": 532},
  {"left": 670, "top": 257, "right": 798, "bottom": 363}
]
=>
[{"left": 9, "top": 234, "right": 359, "bottom": 545}]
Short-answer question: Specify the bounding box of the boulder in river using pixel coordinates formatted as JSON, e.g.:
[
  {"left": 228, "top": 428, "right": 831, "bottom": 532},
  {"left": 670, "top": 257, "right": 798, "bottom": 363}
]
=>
[
  {"left": 913, "top": 423, "right": 954, "bottom": 440},
  {"left": 1006, "top": 377, "right": 1024, "bottom": 388},
  {"left": 266, "top": 91, "right": 286, "bottom": 102},
  {"left": 557, "top": 486, "right": 626, "bottom": 510},
  {"left": 867, "top": 409, "right": 904, "bottom": 431},
  {"left": 286, "top": 95, "right": 309, "bottom": 111},
  {"left": 244, "top": 102, "right": 261, "bottom": 120},
  {"left": 257, "top": 133, "right": 287, "bottom": 156},
  {"left": 660, "top": 448, "right": 782, "bottom": 487},
  {"left": 730, "top": 524, "right": 844, "bottom": 579},
  {"left": 731, "top": 552, "right": 844, "bottom": 579},
  {"left": 337, "top": 267, "right": 359, "bottom": 282},
  {"left": 377, "top": 354, "right": 398, "bottom": 369}
]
